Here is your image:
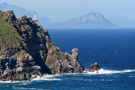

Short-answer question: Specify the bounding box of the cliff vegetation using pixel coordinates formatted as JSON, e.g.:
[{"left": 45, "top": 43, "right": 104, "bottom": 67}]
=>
[{"left": 0, "top": 10, "right": 84, "bottom": 81}]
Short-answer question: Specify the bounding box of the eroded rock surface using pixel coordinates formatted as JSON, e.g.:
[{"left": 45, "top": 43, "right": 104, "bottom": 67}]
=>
[
  {"left": 46, "top": 48, "right": 84, "bottom": 74},
  {"left": 0, "top": 10, "right": 84, "bottom": 81},
  {"left": 89, "top": 62, "right": 101, "bottom": 72}
]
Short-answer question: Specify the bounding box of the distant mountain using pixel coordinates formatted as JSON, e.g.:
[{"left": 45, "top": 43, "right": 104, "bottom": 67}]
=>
[
  {"left": 50, "top": 12, "right": 116, "bottom": 28},
  {"left": 0, "top": 3, "right": 116, "bottom": 29},
  {"left": 0, "top": 2, "right": 52, "bottom": 28}
]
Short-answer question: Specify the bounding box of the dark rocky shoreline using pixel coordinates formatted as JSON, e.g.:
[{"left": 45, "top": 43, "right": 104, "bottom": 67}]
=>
[{"left": 0, "top": 10, "right": 84, "bottom": 81}]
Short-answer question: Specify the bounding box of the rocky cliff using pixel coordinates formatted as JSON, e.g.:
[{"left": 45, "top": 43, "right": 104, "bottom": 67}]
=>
[{"left": 0, "top": 10, "right": 84, "bottom": 81}]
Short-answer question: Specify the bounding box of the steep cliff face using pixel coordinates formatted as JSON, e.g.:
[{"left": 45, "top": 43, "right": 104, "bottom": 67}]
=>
[{"left": 0, "top": 10, "right": 84, "bottom": 81}]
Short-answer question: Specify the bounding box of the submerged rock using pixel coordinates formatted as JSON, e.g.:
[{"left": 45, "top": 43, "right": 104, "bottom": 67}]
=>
[{"left": 89, "top": 62, "right": 101, "bottom": 72}]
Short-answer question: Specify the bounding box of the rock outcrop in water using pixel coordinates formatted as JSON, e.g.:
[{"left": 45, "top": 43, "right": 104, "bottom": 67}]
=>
[
  {"left": 89, "top": 62, "right": 101, "bottom": 72},
  {"left": 0, "top": 10, "right": 84, "bottom": 81},
  {"left": 46, "top": 48, "right": 84, "bottom": 74}
]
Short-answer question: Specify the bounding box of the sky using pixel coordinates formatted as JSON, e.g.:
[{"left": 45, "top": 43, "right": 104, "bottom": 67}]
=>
[{"left": 1, "top": 0, "right": 135, "bottom": 26}]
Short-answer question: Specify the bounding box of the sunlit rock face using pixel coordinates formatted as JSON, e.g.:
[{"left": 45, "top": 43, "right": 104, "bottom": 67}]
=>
[{"left": 0, "top": 10, "right": 84, "bottom": 81}]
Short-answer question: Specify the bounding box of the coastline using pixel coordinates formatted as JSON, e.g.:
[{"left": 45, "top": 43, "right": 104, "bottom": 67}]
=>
[
  {"left": 1, "top": 68, "right": 135, "bottom": 82},
  {"left": 0, "top": 10, "right": 84, "bottom": 81}
]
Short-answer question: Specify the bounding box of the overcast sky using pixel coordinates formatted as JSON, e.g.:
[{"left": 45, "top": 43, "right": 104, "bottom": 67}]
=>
[{"left": 1, "top": 0, "right": 135, "bottom": 23}]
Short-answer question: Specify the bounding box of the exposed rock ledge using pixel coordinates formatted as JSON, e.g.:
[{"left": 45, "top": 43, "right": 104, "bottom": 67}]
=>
[
  {"left": 89, "top": 62, "right": 101, "bottom": 72},
  {"left": 0, "top": 10, "right": 84, "bottom": 81}
]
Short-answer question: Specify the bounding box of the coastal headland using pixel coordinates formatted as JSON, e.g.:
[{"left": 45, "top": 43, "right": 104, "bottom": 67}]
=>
[{"left": 0, "top": 10, "right": 84, "bottom": 81}]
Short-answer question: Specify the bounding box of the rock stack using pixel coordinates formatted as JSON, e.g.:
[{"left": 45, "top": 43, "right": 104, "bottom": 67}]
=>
[{"left": 89, "top": 62, "right": 101, "bottom": 72}]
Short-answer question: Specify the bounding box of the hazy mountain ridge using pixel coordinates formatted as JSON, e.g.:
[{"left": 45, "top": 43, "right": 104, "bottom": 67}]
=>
[
  {"left": 52, "top": 12, "right": 116, "bottom": 28},
  {"left": 0, "top": 2, "right": 52, "bottom": 28},
  {"left": 0, "top": 2, "right": 116, "bottom": 29},
  {"left": 65, "top": 12, "right": 108, "bottom": 23}
]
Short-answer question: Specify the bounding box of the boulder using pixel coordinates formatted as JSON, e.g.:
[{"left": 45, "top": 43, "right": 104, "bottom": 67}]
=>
[
  {"left": 89, "top": 62, "right": 101, "bottom": 72},
  {"left": 16, "top": 67, "right": 24, "bottom": 73}
]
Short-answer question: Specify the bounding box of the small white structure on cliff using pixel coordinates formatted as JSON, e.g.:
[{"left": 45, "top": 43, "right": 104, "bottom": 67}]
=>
[{"left": 33, "top": 15, "right": 38, "bottom": 25}]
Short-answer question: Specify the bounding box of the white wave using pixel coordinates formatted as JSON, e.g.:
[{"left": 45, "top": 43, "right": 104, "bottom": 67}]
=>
[
  {"left": 86, "top": 68, "right": 135, "bottom": 75},
  {"left": 0, "top": 80, "right": 26, "bottom": 83},
  {"left": 32, "top": 75, "right": 61, "bottom": 81},
  {"left": 0, "top": 69, "right": 134, "bottom": 83},
  {"left": 0, "top": 75, "right": 61, "bottom": 84},
  {"left": 13, "top": 87, "right": 44, "bottom": 90}
]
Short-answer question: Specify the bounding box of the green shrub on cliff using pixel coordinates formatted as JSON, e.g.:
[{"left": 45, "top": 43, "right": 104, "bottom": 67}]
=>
[{"left": 0, "top": 11, "right": 24, "bottom": 48}]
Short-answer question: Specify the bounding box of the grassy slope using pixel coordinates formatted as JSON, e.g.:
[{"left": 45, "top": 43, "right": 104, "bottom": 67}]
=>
[{"left": 0, "top": 12, "right": 24, "bottom": 48}]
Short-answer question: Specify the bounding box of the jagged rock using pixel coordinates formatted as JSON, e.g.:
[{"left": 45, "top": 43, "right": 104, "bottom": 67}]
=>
[
  {"left": 89, "top": 62, "right": 101, "bottom": 72},
  {"left": 45, "top": 29, "right": 48, "bottom": 34},
  {"left": 32, "top": 66, "right": 41, "bottom": 70},
  {"left": 46, "top": 47, "right": 84, "bottom": 74},
  {"left": 0, "top": 10, "right": 84, "bottom": 81},
  {"left": 18, "top": 74, "right": 27, "bottom": 80},
  {"left": 2, "top": 10, "right": 16, "bottom": 23},
  {"left": 16, "top": 67, "right": 24, "bottom": 73},
  {"left": 72, "top": 48, "right": 79, "bottom": 61}
]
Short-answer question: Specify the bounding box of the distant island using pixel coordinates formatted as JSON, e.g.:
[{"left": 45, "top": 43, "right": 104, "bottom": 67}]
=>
[
  {"left": 0, "top": 2, "right": 116, "bottom": 29},
  {"left": 50, "top": 12, "right": 116, "bottom": 28}
]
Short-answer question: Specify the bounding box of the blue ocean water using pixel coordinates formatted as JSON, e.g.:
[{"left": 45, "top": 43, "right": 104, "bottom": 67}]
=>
[{"left": 0, "top": 29, "right": 135, "bottom": 90}]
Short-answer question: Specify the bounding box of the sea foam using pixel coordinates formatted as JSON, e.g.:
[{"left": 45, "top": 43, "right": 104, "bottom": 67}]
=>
[
  {"left": 0, "top": 75, "right": 61, "bottom": 84},
  {"left": 0, "top": 69, "right": 135, "bottom": 83},
  {"left": 0, "top": 80, "right": 26, "bottom": 83},
  {"left": 32, "top": 75, "right": 61, "bottom": 81},
  {"left": 86, "top": 68, "right": 135, "bottom": 75}
]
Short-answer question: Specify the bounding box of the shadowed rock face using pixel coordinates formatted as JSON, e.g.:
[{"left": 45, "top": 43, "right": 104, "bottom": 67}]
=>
[
  {"left": 89, "top": 62, "right": 101, "bottom": 72},
  {"left": 0, "top": 10, "right": 84, "bottom": 81}
]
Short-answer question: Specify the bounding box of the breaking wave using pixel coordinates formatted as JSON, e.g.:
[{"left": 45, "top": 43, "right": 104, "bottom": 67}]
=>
[
  {"left": 0, "top": 69, "right": 135, "bottom": 83},
  {"left": 32, "top": 75, "right": 61, "bottom": 81},
  {"left": 0, "top": 80, "right": 25, "bottom": 83},
  {"left": 86, "top": 68, "right": 135, "bottom": 75},
  {"left": 0, "top": 75, "right": 61, "bottom": 84}
]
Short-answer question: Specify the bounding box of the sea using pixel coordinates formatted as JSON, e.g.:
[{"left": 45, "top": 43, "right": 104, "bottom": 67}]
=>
[{"left": 0, "top": 28, "right": 135, "bottom": 90}]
